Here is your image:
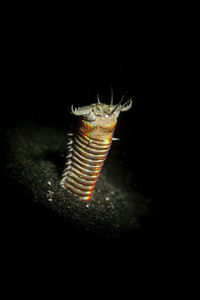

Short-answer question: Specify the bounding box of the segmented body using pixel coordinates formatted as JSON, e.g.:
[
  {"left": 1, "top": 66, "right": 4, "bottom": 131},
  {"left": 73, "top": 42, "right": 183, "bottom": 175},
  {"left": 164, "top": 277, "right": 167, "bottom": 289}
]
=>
[
  {"left": 61, "top": 124, "right": 113, "bottom": 201},
  {"left": 61, "top": 97, "right": 132, "bottom": 201}
]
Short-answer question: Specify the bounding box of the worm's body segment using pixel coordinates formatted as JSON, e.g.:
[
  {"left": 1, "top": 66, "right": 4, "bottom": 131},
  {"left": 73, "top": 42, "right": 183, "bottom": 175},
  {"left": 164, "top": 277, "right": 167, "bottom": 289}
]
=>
[{"left": 61, "top": 98, "right": 132, "bottom": 201}]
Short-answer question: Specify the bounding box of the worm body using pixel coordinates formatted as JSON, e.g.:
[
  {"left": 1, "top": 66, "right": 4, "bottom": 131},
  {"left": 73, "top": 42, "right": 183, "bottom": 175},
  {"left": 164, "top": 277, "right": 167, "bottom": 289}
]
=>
[{"left": 61, "top": 96, "right": 132, "bottom": 201}]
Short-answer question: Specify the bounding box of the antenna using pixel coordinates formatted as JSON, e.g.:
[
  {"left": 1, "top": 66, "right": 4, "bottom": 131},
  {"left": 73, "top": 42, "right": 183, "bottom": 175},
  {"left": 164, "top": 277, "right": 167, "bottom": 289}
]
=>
[
  {"left": 97, "top": 94, "right": 101, "bottom": 104},
  {"left": 119, "top": 93, "right": 125, "bottom": 105},
  {"left": 110, "top": 86, "right": 114, "bottom": 105}
]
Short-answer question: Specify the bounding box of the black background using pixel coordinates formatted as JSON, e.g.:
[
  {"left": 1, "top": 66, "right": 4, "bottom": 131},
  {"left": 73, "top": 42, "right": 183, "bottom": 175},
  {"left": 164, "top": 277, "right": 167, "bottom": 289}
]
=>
[{"left": 1, "top": 14, "right": 193, "bottom": 279}]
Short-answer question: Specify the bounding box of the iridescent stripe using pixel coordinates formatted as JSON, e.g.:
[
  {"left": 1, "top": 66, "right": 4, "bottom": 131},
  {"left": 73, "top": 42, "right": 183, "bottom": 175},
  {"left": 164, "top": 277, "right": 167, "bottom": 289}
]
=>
[{"left": 63, "top": 132, "right": 112, "bottom": 201}]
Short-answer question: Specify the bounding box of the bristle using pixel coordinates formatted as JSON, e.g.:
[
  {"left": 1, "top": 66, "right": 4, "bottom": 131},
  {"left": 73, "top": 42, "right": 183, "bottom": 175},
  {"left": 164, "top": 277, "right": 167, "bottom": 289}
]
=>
[{"left": 67, "top": 140, "right": 73, "bottom": 145}]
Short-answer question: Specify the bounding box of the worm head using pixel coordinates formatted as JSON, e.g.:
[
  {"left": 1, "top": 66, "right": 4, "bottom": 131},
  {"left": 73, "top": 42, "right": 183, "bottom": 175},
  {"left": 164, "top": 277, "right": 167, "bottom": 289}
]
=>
[{"left": 71, "top": 94, "right": 132, "bottom": 122}]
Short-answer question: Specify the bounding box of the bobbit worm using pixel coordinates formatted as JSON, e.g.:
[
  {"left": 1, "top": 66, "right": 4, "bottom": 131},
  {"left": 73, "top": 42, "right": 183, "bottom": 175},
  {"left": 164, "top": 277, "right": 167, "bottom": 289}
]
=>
[{"left": 61, "top": 94, "right": 132, "bottom": 201}]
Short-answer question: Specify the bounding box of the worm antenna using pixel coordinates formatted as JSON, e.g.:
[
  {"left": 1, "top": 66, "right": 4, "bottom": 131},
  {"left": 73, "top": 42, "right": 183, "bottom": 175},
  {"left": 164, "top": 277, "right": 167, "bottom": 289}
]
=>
[
  {"left": 97, "top": 94, "right": 101, "bottom": 104},
  {"left": 111, "top": 95, "right": 123, "bottom": 115},
  {"left": 110, "top": 86, "right": 114, "bottom": 105},
  {"left": 120, "top": 93, "right": 126, "bottom": 104}
]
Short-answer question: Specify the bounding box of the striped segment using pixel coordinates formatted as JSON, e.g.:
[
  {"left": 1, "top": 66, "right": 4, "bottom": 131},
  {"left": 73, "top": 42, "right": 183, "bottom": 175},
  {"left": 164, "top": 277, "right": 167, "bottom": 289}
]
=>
[{"left": 61, "top": 130, "right": 112, "bottom": 201}]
